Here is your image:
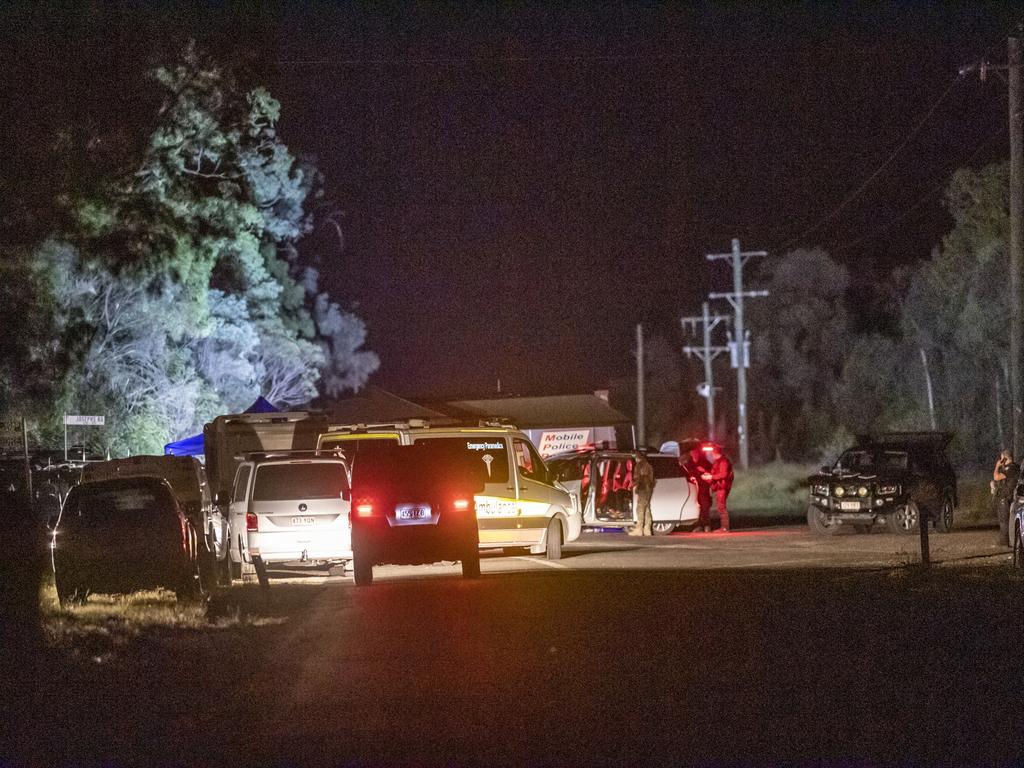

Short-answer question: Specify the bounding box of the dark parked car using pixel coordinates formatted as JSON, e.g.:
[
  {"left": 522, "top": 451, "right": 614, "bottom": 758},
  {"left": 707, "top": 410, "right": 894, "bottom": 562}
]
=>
[
  {"left": 348, "top": 438, "right": 483, "bottom": 586},
  {"left": 52, "top": 476, "right": 203, "bottom": 604},
  {"left": 807, "top": 432, "right": 957, "bottom": 535}
]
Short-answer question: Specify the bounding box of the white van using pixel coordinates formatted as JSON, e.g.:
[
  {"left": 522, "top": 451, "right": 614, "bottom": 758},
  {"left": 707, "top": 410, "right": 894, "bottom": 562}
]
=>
[
  {"left": 228, "top": 453, "right": 352, "bottom": 588},
  {"left": 317, "top": 422, "right": 581, "bottom": 559},
  {"left": 547, "top": 449, "right": 700, "bottom": 534}
]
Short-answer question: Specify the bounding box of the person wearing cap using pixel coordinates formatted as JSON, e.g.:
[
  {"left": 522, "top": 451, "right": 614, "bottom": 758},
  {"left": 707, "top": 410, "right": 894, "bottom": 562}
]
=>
[{"left": 704, "top": 444, "right": 734, "bottom": 533}]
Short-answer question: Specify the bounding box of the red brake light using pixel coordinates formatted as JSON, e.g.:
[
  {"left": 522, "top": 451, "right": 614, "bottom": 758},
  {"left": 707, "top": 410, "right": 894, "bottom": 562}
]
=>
[
  {"left": 701, "top": 443, "right": 715, "bottom": 453},
  {"left": 245, "top": 512, "right": 259, "bottom": 532},
  {"left": 355, "top": 501, "right": 374, "bottom": 517},
  {"left": 453, "top": 498, "right": 470, "bottom": 511}
]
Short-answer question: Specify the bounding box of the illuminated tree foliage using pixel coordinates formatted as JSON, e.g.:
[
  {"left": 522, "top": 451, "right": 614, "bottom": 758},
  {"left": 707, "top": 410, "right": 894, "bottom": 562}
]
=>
[{"left": 1, "top": 43, "right": 377, "bottom": 455}]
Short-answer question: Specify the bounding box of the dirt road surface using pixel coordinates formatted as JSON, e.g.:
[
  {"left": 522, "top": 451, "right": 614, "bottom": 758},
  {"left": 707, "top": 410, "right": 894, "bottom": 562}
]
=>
[{"left": 11, "top": 525, "right": 1024, "bottom": 766}]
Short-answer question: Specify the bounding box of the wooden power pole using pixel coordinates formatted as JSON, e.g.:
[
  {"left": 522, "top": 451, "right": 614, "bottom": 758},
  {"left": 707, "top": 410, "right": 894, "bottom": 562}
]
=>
[{"left": 1009, "top": 36, "right": 1023, "bottom": 457}]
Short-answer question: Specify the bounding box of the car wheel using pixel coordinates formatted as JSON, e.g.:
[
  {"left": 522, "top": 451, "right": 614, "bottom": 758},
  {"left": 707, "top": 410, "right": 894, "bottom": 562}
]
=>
[
  {"left": 461, "top": 550, "right": 481, "bottom": 579},
  {"left": 807, "top": 505, "right": 842, "bottom": 535},
  {"left": 352, "top": 552, "right": 373, "bottom": 587},
  {"left": 652, "top": 522, "right": 676, "bottom": 536},
  {"left": 934, "top": 495, "right": 955, "bottom": 533},
  {"left": 545, "top": 519, "right": 563, "bottom": 560},
  {"left": 252, "top": 556, "right": 270, "bottom": 590},
  {"left": 886, "top": 500, "right": 920, "bottom": 535}
]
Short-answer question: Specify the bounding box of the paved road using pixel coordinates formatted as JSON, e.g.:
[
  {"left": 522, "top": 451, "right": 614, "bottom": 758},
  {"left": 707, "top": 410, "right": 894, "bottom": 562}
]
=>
[{"left": 21, "top": 525, "right": 1024, "bottom": 766}]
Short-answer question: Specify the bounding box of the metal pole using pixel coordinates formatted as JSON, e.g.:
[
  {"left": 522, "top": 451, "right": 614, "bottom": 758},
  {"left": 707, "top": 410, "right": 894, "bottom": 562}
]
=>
[
  {"left": 1009, "top": 36, "right": 1023, "bottom": 458},
  {"left": 636, "top": 323, "right": 645, "bottom": 448},
  {"left": 731, "top": 239, "right": 750, "bottom": 469},
  {"left": 63, "top": 411, "right": 67, "bottom": 463},
  {"left": 22, "top": 417, "right": 32, "bottom": 504},
  {"left": 702, "top": 302, "right": 716, "bottom": 440}
]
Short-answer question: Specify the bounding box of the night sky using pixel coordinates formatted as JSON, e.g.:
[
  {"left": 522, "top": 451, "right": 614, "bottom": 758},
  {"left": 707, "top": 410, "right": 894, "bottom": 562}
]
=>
[{"left": 3, "top": 2, "right": 1021, "bottom": 399}]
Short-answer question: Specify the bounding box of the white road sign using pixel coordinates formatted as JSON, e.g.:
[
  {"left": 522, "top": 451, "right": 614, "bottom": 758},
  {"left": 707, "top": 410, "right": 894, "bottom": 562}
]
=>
[{"left": 64, "top": 415, "right": 105, "bottom": 426}]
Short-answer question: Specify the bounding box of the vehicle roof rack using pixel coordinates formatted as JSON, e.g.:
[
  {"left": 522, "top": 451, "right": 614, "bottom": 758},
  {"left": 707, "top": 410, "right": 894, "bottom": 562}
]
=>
[
  {"left": 324, "top": 418, "right": 431, "bottom": 434},
  {"left": 235, "top": 449, "right": 347, "bottom": 462}
]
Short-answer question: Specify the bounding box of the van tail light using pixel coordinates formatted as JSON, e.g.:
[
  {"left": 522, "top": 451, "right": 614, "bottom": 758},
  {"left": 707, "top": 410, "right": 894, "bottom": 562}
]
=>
[
  {"left": 246, "top": 512, "right": 259, "bottom": 532},
  {"left": 354, "top": 501, "right": 375, "bottom": 517},
  {"left": 453, "top": 498, "right": 470, "bottom": 511}
]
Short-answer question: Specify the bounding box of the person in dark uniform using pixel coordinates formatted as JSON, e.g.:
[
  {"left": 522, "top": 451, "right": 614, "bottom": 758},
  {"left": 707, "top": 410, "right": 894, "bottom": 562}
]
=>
[
  {"left": 681, "top": 444, "right": 712, "bottom": 532},
  {"left": 706, "top": 445, "right": 735, "bottom": 532},
  {"left": 628, "top": 453, "right": 655, "bottom": 536},
  {"left": 992, "top": 449, "right": 1018, "bottom": 546}
]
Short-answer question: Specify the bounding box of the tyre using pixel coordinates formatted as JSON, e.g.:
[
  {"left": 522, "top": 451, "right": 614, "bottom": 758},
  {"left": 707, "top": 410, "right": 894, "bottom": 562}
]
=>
[
  {"left": 461, "top": 550, "right": 481, "bottom": 579},
  {"left": 545, "top": 518, "right": 563, "bottom": 560},
  {"left": 934, "top": 495, "right": 954, "bottom": 533},
  {"left": 886, "top": 500, "right": 920, "bottom": 535},
  {"left": 253, "top": 556, "right": 270, "bottom": 590},
  {"left": 807, "top": 505, "right": 842, "bottom": 535},
  {"left": 652, "top": 522, "right": 676, "bottom": 536},
  {"left": 352, "top": 551, "right": 373, "bottom": 586}
]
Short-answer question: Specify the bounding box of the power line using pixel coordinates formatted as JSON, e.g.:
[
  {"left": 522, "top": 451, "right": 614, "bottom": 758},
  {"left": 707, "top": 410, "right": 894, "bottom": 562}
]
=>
[
  {"left": 774, "top": 73, "right": 964, "bottom": 253},
  {"left": 829, "top": 121, "right": 1007, "bottom": 254}
]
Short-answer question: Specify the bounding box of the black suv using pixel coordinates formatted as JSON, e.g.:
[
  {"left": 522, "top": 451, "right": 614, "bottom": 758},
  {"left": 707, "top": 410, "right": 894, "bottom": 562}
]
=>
[
  {"left": 348, "top": 438, "right": 483, "bottom": 586},
  {"left": 807, "top": 432, "right": 957, "bottom": 535}
]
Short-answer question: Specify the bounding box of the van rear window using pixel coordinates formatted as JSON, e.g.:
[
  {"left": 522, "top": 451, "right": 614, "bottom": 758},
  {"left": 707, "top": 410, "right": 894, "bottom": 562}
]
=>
[{"left": 253, "top": 463, "right": 349, "bottom": 501}]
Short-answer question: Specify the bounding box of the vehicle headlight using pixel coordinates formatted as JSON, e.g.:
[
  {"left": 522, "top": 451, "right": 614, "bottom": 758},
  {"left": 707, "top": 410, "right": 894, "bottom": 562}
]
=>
[
  {"left": 834, "top": 486, "right": 845, "bottom": 497},
  {"left": 811, "top": 483, "right": 829, "bottom": 496},
  {"left": 877, "top": 484, "right": 899, "bottom": 495},
  {"left": 857, "top": 486, "right": 868, "bottom": 497}
]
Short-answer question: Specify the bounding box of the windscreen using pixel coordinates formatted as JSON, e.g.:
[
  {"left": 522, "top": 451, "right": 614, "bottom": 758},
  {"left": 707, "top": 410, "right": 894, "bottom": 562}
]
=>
[
  {"left": 252, "top": 462, "right": 349, "bottom": 501},
  {"left": 350, "top": 438, "right": 495, "bottom": 495},
  {"left": 836, "top": 450, "right": 908, "bottom": 472}
]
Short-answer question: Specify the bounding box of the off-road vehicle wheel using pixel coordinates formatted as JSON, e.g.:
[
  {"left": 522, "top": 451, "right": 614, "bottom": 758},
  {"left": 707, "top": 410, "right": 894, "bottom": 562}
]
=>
[
  {"left": 807, "top": 505, "right": 842, "bottom": 535},
  {"left": 934, "top": 495, "right": 955, "bottom": 533},
  {"left": 352, "top": 552, "right": 373, "bottom": 586},
  {"left": 1014, "top": 523, "right": 1024, "bottom": 570},
  {"left": 886, "top": 500, "right": 920, "bottom": 535}
]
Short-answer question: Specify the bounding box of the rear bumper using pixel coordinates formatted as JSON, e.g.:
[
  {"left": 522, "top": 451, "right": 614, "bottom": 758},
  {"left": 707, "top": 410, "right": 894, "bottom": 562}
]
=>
[
  {"left": 354, "top": 521, "right": 477, "bottom": 566},
  {"left": 248, "top": 531, "right": 352, "bottom": 563}
]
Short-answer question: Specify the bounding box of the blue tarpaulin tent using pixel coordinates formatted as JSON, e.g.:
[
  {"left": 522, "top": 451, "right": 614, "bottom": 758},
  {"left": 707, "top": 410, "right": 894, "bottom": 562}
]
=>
[{"left": 163, "top": 397, "right": 279, "bottom": 457}]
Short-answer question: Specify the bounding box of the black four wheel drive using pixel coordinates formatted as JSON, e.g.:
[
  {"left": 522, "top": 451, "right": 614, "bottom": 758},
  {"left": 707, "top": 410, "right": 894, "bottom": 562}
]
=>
[{"left": 807, "top": 432, "right": 957, "bottom": 535}]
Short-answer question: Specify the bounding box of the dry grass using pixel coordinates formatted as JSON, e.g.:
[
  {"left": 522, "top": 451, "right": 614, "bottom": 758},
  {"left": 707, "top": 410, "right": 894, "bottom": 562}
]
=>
[{"left": 730, "top": 461, "right": 814, "bottom": 514}]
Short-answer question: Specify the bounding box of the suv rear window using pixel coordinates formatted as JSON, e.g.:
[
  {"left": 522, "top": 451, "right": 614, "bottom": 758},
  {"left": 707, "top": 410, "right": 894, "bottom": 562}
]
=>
[
  {"left": 253, "top": 462, "right": 349, "bottom": 501},
  {"left": 352, "top": 438, "right": 499, "bottom": 492},
  {"left": 649, "top": 456, "right": 684, "bottom": 479},
  {"left": 66, "top": 480, "right": 176, "bottom": 520}
]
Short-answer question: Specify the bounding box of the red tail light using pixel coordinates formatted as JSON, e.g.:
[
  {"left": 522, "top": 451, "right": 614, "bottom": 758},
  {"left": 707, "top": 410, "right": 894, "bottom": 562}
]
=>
[
  {"left": 453, "top": 498, "right": 470, "bottom": 511},
  {"left": 246, "top": 512, "right": 259, "bottom": 532},
  {"left": 355, "top": 501, "right": 374, "bottom": 517}
]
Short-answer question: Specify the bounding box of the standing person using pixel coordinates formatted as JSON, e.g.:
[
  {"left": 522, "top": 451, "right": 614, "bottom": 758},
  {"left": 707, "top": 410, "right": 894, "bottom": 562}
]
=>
[
  {"left": 681, "top": 444, "right": 712, "bottom": 532},
  {"left": 992, "top": 449, "right": 1018, "bottom": 546},
  {"left": 705, "top": 445, "right": 735, "bottom": 533},
  {"left": 628, "top": 453, "right": 655, "bottom": 536}
]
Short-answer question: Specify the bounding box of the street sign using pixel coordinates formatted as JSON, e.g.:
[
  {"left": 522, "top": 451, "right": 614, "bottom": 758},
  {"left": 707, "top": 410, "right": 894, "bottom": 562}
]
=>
[{"left": 64, "top": 415, "right": 105, "bottom": 426}]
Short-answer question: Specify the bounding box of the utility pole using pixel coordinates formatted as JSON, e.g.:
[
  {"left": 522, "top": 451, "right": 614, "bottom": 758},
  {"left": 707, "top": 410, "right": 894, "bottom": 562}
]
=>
[
  {"left": 707, "top": 238, "right": 768, "bottom": 470},
  {"left": 681, "top": 302, "right": 730, "bottom": 441},
  {"left": 960, "top": 36, "right": 1024, "bottom": 457},
  {"left": 1010, "top": 36, "right": 1023, "bottom": 458},
  {"left": 636, "top": 323, "right": 645, "bottom": 449}
]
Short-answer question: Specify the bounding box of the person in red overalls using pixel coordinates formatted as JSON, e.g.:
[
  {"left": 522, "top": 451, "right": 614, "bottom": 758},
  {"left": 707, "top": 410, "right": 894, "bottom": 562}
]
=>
[{"left": 704, "top": 445, "right": 734, "bottom": 532}]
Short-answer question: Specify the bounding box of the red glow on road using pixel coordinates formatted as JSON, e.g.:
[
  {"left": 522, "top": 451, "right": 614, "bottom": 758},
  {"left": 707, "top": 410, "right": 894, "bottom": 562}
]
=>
[{"left": 669, "top": 528, "right": 801, "bottom": 538}]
